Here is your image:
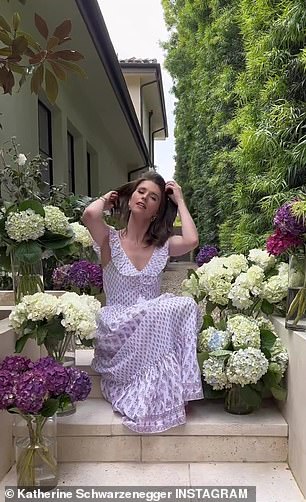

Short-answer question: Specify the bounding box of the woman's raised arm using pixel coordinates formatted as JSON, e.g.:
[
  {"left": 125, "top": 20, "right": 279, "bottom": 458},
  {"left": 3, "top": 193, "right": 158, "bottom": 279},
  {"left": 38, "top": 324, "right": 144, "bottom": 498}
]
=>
[
  {"left": 81, "top": 190, "right": 118, "bottom": 247},
  {"left": 165, "top": 181, "right": 199, "bottom": 257}
]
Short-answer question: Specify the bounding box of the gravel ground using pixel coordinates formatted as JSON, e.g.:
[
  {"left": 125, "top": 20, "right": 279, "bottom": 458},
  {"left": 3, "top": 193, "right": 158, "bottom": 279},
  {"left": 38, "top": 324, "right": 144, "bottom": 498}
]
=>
[{"left": 160, "top": 261, "right": 197, "bottom": 296}]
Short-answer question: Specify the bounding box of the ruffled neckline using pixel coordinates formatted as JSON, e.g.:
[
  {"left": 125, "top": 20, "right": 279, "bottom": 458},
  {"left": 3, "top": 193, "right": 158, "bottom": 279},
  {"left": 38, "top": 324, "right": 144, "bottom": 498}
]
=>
[{"left": 109, "top": 227, "right": 168, "bottom": 277}]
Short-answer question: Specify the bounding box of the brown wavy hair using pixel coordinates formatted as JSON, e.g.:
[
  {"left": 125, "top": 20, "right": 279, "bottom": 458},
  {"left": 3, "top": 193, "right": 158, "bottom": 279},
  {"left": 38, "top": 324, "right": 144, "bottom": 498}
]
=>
[{"left": 112, "top": 171, "right": 177, "bottom": 247}]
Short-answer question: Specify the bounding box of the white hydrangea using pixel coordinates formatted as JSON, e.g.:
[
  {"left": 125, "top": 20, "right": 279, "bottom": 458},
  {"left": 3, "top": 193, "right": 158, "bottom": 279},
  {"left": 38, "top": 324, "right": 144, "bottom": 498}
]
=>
[
  {"left": 44, "top": 205, "right": 71, "bottom": 235},
  {"left": 198, "top": 327, "right": 231, "bottom": 352},
  {"left": 57, "top": 292, "right": 100, "bottom": 340},
  {"left": 9, "top": 292, "right": 58, "bottom": 331},
  {"left": 256, "top": 316, "right": 276, "bottom": 334},
  {"left": 225, "top": 254, "right": 248, "bottom": 277},
  {"left": 5, "top": 209, "right": 45, "bottom": 242},
  {"left": 181, "top": 274, "right": 200, "bottom": 298},
  {"left": 270, "top": 338, "right": 288, "bottom": 376},
  {"left": 226, "top": 348, "right": 269, "bottom": 386},
  {"left": 9, "top": 291, "right": 100, "bottom": 341},
  {"left": 262, "top": 273, "right": 288, "bottom": 303},
  {"left": 248, "top": 249, "right": 276, "bottom": 270},
  {"left": 198, "top": 258, "right": 233, "bottom": 305},
  {"left": 227, "top": 315, "right": 261, "bottom": 350},
  {"left": 228, "top": 273, "right": 252, "bottom": 310},
  {"left": 71, "top": 222, "right": 93, "bottom": 248},
  {"left": 245, "top": 265, "right": 265, "bottom": 295},
  {"left": 202, "top": 356, "right": 232, "bottom": 390},
  {"left": 277, "top": 262, "right": 289, "bottom": 276}
]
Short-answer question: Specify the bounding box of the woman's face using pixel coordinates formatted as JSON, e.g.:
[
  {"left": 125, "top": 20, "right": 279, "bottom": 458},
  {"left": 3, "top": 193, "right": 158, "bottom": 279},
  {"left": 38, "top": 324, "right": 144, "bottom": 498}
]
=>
[{"left": 129, "top": 180, "right": 162, "bottom": 220}]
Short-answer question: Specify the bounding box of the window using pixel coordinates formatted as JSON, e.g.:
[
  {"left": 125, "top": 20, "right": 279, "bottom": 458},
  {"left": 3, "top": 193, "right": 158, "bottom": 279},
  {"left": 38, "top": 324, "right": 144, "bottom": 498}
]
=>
[
  {"left": 87, "top": 151, "right": 91, "bottom": 196},
  {"left": 38, "top": 101, "right": 53, "bottom": 187},
  {"left": 67, "top": 132, "right": 75, "bottom": 193}
]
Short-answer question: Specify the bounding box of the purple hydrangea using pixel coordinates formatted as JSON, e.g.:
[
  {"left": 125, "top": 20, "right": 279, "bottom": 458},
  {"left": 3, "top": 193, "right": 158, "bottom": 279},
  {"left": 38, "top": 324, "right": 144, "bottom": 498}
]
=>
[
  {"left": 65, "top": 368, "right": 92, "bottom": 402},
  {"left": 0, "top": 355, "right": 92, "bottom": 414},
  {"left": 52, "top": 260, "right": 103, "bottom": 291},
  {"left": 274, "top": 201, "right": 306, "bottom": 236},
  {"left": 15, "top": 370, "right": 47, "bottom": 414},
  {"left": 0, "top": 370, "right": 17, "bottom": 409},
  {"left": 195, "top": 245, "right": 219, "bottom": 266},
  {"left": 0, "top": 355, "right": 31, "bottom": 373},
  {"left": 31, "top": 357, "right": 70, "bottom": 396},
  {"left": 46, "top": 365, "right": 70, "bottom": 396},
  {"left": 52, "top": 264, "right": 71, "bottom": 289},
  {"left": 68, "top": 260, "right": 103, "bottom": 290}
]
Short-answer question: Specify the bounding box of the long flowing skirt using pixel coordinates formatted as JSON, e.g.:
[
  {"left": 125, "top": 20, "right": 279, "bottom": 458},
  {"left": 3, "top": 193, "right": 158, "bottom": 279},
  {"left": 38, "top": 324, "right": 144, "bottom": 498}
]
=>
[{"left": 92, "top": 293, "right": 204, "bottom": 433}]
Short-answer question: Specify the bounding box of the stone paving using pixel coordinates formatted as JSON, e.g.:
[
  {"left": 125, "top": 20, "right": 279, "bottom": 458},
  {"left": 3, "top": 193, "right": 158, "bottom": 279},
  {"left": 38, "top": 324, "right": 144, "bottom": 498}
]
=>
[{"left": 161, "top": 261, "right": 197, "bottom": 296}]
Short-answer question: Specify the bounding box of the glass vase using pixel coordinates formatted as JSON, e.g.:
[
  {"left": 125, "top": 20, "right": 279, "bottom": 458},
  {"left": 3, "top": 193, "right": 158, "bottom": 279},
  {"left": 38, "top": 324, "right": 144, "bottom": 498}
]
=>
[
  {"left": 45, "top": 332, "right": 77, "bottom": 417},
  {"left": 15, "top": 414, "right": 57, "bottom": 490},
  {"left": 10, "top": 250, "right": 44, "bottom": 304},
  {"left": 224, "top": 385, "right": 254, "bottom": 415},
  {"left": 285, "top": 253, "right": 306, "bottom": 332}
]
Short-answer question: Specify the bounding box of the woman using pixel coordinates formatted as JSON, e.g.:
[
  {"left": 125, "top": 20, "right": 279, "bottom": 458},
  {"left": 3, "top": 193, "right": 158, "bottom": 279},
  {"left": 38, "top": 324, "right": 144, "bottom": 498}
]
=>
[{"left": 82, "top": 171, "right": 203, "bottom": 433}]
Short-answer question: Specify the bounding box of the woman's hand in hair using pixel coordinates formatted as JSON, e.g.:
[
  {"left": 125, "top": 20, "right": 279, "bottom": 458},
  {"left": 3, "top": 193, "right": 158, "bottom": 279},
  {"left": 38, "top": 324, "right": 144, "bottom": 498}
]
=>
[
  {"left": 100, "top": 191, "right": 118, "bottom": 210},
  {"left": 165, "top": 181, "right": 184, "bottom": 205}
]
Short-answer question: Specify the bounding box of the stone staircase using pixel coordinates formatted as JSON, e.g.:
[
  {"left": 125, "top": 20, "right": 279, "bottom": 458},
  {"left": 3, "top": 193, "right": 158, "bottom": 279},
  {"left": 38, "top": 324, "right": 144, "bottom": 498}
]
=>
[
  {"left": 4, "top": 348, "right": 306, "bottom": 501},
  {"left": 54, "top": 351, "right": 288, "bottom": 464}
]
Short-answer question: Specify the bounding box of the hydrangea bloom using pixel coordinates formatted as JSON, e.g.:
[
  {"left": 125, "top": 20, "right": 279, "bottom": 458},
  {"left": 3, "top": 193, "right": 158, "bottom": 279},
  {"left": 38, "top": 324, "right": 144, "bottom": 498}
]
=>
[
  {"left": 261, "top": 265, "right": 288, "bottom": 303},
  {"left": 65, "top": 368, "right": 92, "bottom": 401},
  {"left": 255, "top": 316, "right": 276, "bottom": 334},
  {"left": 274, "top": 201, "right": 306, "bottom": 236},
  {"left": 15, "top": 369, "right": 47, "bottom": 414},
  {"left": 266, "top": 228, "right": 303, "bottom": 256},
  {"left": 225, "top": 254, "right": 249, "bottom": 277},
  {"left": 181, "top": 274, "right": 200, "bottom": 298},
  {"left": 228, "top": 274, "right": 253, "bottom": 310},
  {"left": 31, "top": 357, "right": 70, "bottom": 396},
  {"left": 202, "top": 357, "right": 232, "bottom": 390},
  {"left": 0, "top": 355, "right": 92, "bottom": 413},
  {"left": 68, "top": 260, "right": 103, "bottom": 289},
  {"left": 0, "top": 370, "right": 17, "bottom": 409},
  {"left": 248, "top": 249, "right": 276, "bottom": 270},
  {"left": 198, "top": 327, "right": 231, "bottom": 352},
  {"left": 270, "top": 338, "right": 288, "bottom": 376},
  {"left": 1, "top": 355, "right": 31, "bottom": 373},
  {"left": 198, "top": 257, "right": 233, "bottom": 305},
  {"left": 52, "top": 264, "right": 71, "bottom": 289},
  {"left": 5, "top": 209, "right": 45, "bottom": 242},
  {"left": 57, "top": 291, "right": 100, "bottom": 340},
  {"left": 9, "top": 292, "right": 58, "bottom": 330},
  {"left": 195, "top": 245, "right": 218, "bottom": 266},
  {"left": 226, "top": 348, "right": 269, "bottom": 386},
  {"left": 71, "top": 222, "right": 93, "bottom": 247},
  {"left": 44, "top": 205, "right": 71, "bottom": 236},
  {"left": 227, "top": 315, "right": 261, "bottom": 350}
]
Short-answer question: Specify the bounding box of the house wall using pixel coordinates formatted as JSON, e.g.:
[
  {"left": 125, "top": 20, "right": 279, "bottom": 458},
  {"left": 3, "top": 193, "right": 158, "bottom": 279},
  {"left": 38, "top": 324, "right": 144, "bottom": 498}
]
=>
[
  {"left": 123, "top": 74, "right": 153, "bottom": 160},
  {"left": 0, "top": 1, "right": 131, "bottom": 198},
  {"left": 123, "top": 75, "right": 141, "bottom": 123}
]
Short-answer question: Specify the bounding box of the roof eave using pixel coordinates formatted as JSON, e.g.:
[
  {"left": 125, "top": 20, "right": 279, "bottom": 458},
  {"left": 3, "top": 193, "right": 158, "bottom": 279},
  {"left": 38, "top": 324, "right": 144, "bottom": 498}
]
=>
[
  {"left": 75, "top": 0, "right": 151, "bottom": 165},
  {"left": 120, "top": 62, "right": 168, "bottom": 138}
]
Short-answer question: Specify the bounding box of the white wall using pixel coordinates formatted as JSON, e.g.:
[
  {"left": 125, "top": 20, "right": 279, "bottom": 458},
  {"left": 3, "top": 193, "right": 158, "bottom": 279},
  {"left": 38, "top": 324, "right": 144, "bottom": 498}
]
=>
[
  {"left": 123, "top": 75, "right": 141, "bottom": 122},
  {"left": 272, "top": 316, "right": 306, "bottom": 498}
]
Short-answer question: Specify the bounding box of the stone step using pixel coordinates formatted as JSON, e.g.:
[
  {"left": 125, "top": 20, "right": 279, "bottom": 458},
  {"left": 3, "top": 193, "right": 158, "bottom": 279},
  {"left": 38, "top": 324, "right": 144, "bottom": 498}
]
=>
[
  {"left": 2, "top": 462, "right": 305, "bottom": 502},
  {"left": 49, "top": 399, "right": 288, "bottom": 463}
]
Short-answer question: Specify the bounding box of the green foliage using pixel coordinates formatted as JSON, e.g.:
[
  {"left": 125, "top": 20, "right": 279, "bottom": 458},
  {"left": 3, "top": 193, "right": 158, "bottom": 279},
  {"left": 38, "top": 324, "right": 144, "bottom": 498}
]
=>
[
  {"left": 0, "top": 7, "right": 85, "bottom": 102},
  {"left": 162, "top": 0, "right": 306, "bottom": 252}
]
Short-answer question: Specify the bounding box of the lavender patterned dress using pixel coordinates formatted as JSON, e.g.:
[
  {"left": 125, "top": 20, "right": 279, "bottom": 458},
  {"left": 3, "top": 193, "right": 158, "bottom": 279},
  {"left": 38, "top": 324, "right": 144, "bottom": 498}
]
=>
[{"left": 92, "top": 227, "right": 203, "bottom": 433}]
